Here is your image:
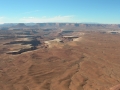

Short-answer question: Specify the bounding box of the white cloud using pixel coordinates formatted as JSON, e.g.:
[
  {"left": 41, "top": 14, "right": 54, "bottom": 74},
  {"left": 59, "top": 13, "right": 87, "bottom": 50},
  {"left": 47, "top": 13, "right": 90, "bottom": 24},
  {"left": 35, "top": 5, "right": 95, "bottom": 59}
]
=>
[
  {"left": 0, "top": 22, "right": 4, "bottom": 24},
  {"left": 20, "top": 15, "right": 74, "bottom": 23},
  {"left": 0, "top": 17, "right": 5, "bottom": 24},
  {"left": 0, "top": 15, "right": 76, "bottom": 23},
  {"left": 0, "top": 17, "right": 4, "bottom": 19}
]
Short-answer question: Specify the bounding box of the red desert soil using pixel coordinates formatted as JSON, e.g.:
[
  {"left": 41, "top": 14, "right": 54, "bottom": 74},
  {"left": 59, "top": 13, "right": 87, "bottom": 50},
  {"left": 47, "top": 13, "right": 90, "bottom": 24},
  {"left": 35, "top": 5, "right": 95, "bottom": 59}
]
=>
[{"left": 0, "top": 32, "right": 120, "bottom": 90}]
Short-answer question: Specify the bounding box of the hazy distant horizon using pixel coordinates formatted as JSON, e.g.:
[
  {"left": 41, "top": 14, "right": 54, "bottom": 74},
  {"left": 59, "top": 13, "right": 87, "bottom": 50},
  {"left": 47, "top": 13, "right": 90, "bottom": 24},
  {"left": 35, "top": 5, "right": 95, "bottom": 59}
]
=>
[{"left": 0, "top": 20, "right": 120, "bottom": 25}]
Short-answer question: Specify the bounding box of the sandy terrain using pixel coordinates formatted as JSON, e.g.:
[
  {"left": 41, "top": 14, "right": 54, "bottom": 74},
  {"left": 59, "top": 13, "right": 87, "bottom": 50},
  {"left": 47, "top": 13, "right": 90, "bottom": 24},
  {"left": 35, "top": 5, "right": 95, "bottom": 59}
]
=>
[{"left": 0, "top": 32, "right": 120, "bottom": 90}]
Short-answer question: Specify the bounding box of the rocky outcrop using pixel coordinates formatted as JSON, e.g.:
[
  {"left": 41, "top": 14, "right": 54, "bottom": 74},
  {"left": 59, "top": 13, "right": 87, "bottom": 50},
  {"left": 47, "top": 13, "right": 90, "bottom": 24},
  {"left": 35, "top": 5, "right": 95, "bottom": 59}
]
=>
[
  {"left": 7, "top": 46, "right": 36, "bottom": 54},
  {"left": 5, "top": 38, "right": 40, "bottom": 54},
  {"left": 5, "top": 38, "right": 40, "bottom": 46}
]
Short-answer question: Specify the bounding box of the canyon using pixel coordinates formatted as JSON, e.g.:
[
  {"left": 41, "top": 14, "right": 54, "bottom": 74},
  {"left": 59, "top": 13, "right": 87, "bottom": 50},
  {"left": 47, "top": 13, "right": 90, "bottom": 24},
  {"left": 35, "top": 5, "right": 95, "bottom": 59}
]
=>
[{"left": 0, "top": 23, "right": 120, "bottom": 90}]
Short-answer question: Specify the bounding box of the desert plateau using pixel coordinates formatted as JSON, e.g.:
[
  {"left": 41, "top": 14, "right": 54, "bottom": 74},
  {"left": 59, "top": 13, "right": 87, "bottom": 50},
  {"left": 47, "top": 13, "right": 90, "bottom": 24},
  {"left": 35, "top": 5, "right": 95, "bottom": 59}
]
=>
[{"left": 0, "top": 23, "right": 120, "bottom": 90}]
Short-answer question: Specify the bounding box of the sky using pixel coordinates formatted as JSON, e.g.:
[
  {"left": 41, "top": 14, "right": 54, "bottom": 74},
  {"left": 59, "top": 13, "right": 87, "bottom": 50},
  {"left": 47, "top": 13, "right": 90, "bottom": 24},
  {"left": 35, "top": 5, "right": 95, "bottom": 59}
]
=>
[{"left": 0, "top": 0, "right": 120, "bottom": 24}]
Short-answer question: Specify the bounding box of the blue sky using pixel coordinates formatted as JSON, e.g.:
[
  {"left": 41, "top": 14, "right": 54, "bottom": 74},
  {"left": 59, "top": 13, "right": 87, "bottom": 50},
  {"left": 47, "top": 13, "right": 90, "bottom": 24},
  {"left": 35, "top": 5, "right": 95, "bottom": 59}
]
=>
[{"left": 0, "top": 0, "right": 120, "bottom": 24}]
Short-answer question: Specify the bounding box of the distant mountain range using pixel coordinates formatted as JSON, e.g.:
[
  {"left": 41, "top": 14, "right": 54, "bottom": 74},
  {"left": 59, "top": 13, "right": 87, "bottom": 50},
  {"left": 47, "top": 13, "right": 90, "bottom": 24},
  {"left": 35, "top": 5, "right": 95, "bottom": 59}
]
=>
[{"left": 0, "top": 23, "right": 120, "bottom": 30}]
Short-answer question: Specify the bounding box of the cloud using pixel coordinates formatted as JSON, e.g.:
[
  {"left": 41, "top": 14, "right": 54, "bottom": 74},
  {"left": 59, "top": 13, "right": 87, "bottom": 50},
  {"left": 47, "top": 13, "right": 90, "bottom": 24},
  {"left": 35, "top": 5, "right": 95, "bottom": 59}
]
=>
[
  {"left": 0, "top": 15, "right": 76, "bottom": 23},
  {"left": 20, "top": 15, "right": 74, "bottom": 23},
  {"left": 0, "top": 17, "right": 5, "bottom": 24},
  {"left": 0, "top": 17, "right": 4, "bottom": 19}
]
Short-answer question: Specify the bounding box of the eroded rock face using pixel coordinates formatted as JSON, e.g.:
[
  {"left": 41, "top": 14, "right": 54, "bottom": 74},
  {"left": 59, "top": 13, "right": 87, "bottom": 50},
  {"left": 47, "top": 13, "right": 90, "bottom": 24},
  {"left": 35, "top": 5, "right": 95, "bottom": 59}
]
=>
[
  {"left": 0, "top": 33, "right": 120, "bottom": 90},
  {"left": 7, "top": 46, "right": 36, "bottom": 54},
  {"left": 5, "top": 38, "right": 41, "bottom": 54}
]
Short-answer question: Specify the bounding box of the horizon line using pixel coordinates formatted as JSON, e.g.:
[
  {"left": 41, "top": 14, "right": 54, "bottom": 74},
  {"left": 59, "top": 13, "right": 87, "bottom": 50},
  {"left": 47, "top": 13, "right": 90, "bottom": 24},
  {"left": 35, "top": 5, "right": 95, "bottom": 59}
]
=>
[{"left": 0, "top": 22, "right": 120, "bottom": 25}]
